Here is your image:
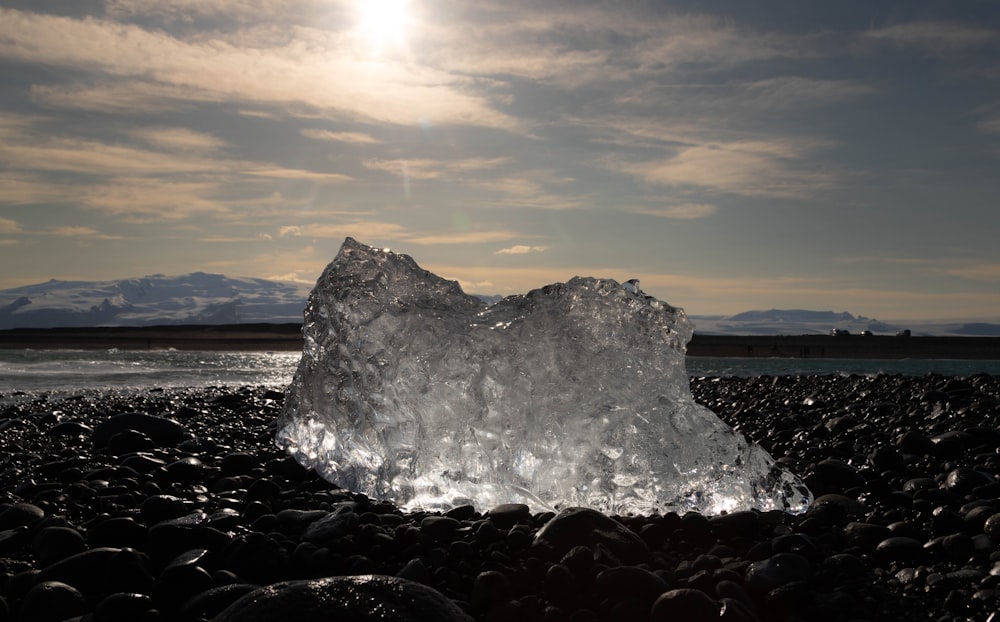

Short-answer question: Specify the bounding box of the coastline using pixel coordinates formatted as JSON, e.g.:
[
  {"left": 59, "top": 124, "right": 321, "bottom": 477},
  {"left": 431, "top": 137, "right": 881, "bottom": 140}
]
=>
[{"left": 1, "top": 323, "right": 999, "bottom": 360}]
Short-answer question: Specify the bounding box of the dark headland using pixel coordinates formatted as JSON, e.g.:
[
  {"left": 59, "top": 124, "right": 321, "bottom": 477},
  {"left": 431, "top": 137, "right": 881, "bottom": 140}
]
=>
[{"left": 1, "top": 323, "right": 999, "bottom": 359}]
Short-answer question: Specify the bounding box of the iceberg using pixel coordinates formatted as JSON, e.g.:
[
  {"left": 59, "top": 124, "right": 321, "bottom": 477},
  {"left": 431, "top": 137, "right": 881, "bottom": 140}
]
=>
[{"left": 276, "top": 238, "right": 811, "bottom": 515}]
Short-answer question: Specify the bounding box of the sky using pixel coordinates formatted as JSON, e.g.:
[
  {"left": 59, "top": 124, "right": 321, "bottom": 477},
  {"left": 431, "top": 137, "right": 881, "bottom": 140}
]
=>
[{"left": 1, "top": 1, "right": 999, "bottom": 321}]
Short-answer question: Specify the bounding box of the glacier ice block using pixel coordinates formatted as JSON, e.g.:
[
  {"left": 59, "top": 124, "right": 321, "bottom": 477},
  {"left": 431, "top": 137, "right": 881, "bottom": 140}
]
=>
[{"left": 276, "top": 238, "right": 811, "bottom": 515}]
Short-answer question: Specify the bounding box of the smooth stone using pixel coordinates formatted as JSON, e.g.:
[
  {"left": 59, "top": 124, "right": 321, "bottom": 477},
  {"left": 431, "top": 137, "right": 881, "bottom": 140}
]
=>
[
  {"left": 140, "top": 495, "right": 196, "bottom": 524},
  {"left": 94, "top": 592, "right": 154, "bottom": 622},
  {"left": 221, "top": 532, "right": 290, "bottom": 585},
  {"left": 220, "top": 452, "right": 261, "bottom": 476},
  {"left": 745, "top": 553, "right": 811, "bottom": 593},
  {"left": 212, "top": 575, "right": 474, "bottom": 622},
  {"left": 92, "top": 412, "right": 187, "bottom": 448},
  {"left": 165, "top": 457, "right": 204, "bottom": 484},
  {"left": 46, "top": 421, "right": 93, "bottom": 438},
  {"left": 595, "top": 565, "right": 668, "bottom": 602},
  {"left": 37, "top": 547, "right": 154, "bottom": 599},
  {"left": 87, "top": 517, "right": 147, "bottom": 548},
  {"left": 420, "top": 516, "right": 462, "bottom": 540},
  {"left": 107, "top": 430, "right": 156, "bottom": 455},
  {"left": 31, "top": 526, "right": 87, "bottom": 568},
  {"left": 532, "top": 507, "right": 650, "bottom": 565},
  {"left": 895, "top": 431, "right": 935, "bottom": 455},
  {"left": 274, "top": 509, "right": 329, "bottom": 535},
  {"left": 875, "top": 537, "right": 925, "bottom": 562},
  {"left": 177, "top": 583, "right": 260, "bottom": 621},
  {"left": 19, "top": 580, "right": 86, "bottom": 622},
  {"left": 983, "top": 513, "right": 1000, "bottom": 540},
  {"left": 302, "top": 504, "right": 360, "bottom": 543},
  {"left": 0, "top": 526, "right": 30, "bottom": 556},
  {"left": 944, "top": 468, "right": 993, "bottom": 494},
  {"left": 471, "top": 570, "right": 511, "bottom": 613},
  {"left": 0, "top": 502, "right": 45, "bottom": 530},
  {"left": 650, "top": 588, "right": 720, "bottom": 621},
  {"left": 808, "top": 494, "right": 868, "bottom": 519},
  {"left": 843, "top": 522, "right": 892, "bottom": 550},
  {"left": 486, "top": 503, "right": 531, "bottom": 528},
  {"left": 708, "top": 510, "right": 761, "bottom": 537}
]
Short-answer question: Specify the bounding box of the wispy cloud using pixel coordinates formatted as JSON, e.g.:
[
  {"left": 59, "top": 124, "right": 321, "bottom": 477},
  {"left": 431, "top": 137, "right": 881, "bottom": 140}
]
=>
[
  {"left": 363, "top": 157, "right": 510, "bottom": 180},
  {"left": 495, "top": 245, "right": 548, "bottom": 255},
  {"left": 301, "top": 129, "right": 382, "bottom": 144},
  {"left": 864, "top": 21, "right": 998, "bottom": 54},
  {"left": 407, "top": 231, "right": 516, "bottom": 245},
  {"left": 46, "top": 226, "right": 123, "bottom": 240},
  {"left": 277, "top": 222, "right": 517, "bottom": 246},
  {"left": 631, "top": 204, "right": 718, "bottom": 219},
  {"left": 0, "top": 173, "right": 73, "bottom": 206},
  {"left": 131, "top": 127, "right": 227, "bottom": 152},
  {"left": 610, "top": 140, "right": 834, "bottom": 198},
  {"left": 0, "top": 217, "right": 21, "bottom": 234},
  {"left": 277, "top": 221, "right": 411, "bottom": 240}
]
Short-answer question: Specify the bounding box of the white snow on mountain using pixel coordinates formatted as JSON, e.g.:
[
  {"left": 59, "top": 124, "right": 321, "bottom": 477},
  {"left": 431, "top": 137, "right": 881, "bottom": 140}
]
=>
[
  {"left": 0, "top": 273, "right": 312, "bottom": 329},
  {"left": 689, "top": 309, "right": 1000, "bottom": 337}
]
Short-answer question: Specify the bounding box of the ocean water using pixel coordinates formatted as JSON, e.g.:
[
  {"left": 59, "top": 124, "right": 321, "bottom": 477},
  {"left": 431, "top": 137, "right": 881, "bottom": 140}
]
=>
[{"left": 1, "top": 349, "right": 999, "bottom": 395}]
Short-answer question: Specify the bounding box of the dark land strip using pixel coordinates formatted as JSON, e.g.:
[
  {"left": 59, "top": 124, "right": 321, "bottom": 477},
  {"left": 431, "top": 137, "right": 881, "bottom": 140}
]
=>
[{"left": 1, "top": 324, "right": 999, "bottom": 359}]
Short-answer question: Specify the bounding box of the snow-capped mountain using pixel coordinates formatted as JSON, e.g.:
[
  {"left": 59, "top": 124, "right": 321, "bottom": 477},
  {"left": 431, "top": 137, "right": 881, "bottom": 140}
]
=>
[
  {"left": 0, "top": 273, "right": 312, "bottom": 329},
  {"left": 688, "top": 309, "right": 1000, "bottom": 337}
]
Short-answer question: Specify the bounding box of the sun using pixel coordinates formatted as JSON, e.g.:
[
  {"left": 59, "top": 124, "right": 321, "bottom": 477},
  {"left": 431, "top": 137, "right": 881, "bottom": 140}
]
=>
[{"left": 355, "top": 0, "right": 411, "bottom": 56}]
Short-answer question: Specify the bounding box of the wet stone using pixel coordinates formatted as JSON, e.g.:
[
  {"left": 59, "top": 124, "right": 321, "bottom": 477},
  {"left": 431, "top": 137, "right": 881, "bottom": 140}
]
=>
[
  {"left": 31, "top": 526, "right": 86, "bottom": 568},
  {"left": 650, "top": 588, "right": 720, "bottom": 621},
  {"left": 745, "top": 553, "right": 811, "bottom": 594},
  {"left": 213, "top": 575, "right": 474, "bottom": 622},
  {"left": 19, "top": 580, "right": 87, "bottom": 622},
  {"left": 533, "top": 507, "right": 650, "bottom": 565},
  {"left": 876, "top": 537, "right": 925, "bottom": 563},
  {"left": 0, "top": 502, "right": 44, "bottom": 530}
]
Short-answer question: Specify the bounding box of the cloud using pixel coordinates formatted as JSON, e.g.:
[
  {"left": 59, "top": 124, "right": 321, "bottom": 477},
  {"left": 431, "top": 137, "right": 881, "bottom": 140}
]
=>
[
  {"left": 864, "top": 21, "right": 998, "bottom": 54},
  {"left": 277, "top": 222, "right": 518, "bottom": 246},
  {"left": 611, "top": 140, "right": 834, "bottom": 198},
  {"left": 46, "top": 226, "right": 123, "bottom": 240},
  {"left": 0, "top": 217, "right": 21, "bottom": 234},
  {"left": 277, "top": 221, "right": 411, "bottom": 240},
  {"left": 31, "top": 81, "right": 219, "bottom": 114},
  {"left": 363, "top": 157, "right": 510, "bottom": 180},
  {"left": 0, "top": 173, "right": 73, "bottom": 205},
  {"left": 407, "top": 231, "right": 516, "bottom": 245},
  {"left": 0, "top": 8, "right": 521, "bottom": 131},
  {"left": 0, "top": 120, "right": 350, "bottom": 220},
  {"left": 980, "top": 117, "right": 1000, "bottom": 135},
  {"left": 939, "top": 263, "right": 1000, "bottom": 281},
  {"left": 301, "top": 128, "right": 382, "bottom": 144},
  {"left": 632, "top": 204, "right": 718, "bottom": 219},
  {"left": 495, "top": 245, "right": 548, "bottom": 255},
  {"left": 131, "top": 127, "right": 227, "bottom": 152},
  {"left": 103, "top": 0, "right": 336, "bottom": 24}
]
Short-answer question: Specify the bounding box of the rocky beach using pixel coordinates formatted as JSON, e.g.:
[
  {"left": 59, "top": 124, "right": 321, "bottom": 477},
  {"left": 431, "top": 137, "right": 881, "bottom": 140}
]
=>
[{"left": 1, "top": 373, "right": 999, "bottom": 621}]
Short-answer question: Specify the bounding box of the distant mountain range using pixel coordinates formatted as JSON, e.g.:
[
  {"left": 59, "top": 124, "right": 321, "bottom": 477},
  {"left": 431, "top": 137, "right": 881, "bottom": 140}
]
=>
[
  {"left": 0, "top": 273, "right": 312, "bottom": 329},
  {"left": 688, "top": 309, "right": 1000, "bottom": 337},
  {"left": 1, "top": 275, "right": 998, "bottom": 336}
]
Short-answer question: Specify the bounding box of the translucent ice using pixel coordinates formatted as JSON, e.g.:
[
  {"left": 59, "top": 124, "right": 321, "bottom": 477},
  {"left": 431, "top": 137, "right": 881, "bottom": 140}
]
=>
[{"left": 276, "top": 238, "right": 812, "bottom": 515}]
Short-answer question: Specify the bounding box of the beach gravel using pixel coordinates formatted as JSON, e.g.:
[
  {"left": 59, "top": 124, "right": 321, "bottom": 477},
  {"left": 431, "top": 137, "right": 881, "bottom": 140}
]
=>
[{"left": 1, "top": 373, "right": 999, "bottom": 620}]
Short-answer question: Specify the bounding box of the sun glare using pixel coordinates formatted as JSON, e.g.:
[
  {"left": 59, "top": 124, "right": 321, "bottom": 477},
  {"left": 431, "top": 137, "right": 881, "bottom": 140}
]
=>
[{"left": 356, "top": 0, "right": 411, "bottom": 55}]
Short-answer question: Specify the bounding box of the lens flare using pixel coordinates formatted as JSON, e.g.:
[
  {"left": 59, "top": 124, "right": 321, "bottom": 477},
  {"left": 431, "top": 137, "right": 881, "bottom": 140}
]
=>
[{"left": 355, "top": 0, "right": 410, "bottom": 56}]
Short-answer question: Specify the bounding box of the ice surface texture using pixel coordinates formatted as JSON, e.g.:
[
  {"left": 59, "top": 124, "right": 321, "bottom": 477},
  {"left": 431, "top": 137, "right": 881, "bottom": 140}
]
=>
[{"left": 276, "top": 238, "right": 812, "bottom": 515}]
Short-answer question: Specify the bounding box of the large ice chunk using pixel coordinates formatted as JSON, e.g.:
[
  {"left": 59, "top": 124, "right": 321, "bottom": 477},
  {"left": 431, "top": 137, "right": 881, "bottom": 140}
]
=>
[{"left": 276, "top": 238, "right": 811, "bottom": 515}]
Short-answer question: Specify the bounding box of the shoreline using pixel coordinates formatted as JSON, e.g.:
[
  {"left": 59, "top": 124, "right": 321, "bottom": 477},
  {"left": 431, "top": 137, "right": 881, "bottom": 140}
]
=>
[{"left": 1, "top": 324, "right": 999, "bottom": 360}]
